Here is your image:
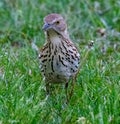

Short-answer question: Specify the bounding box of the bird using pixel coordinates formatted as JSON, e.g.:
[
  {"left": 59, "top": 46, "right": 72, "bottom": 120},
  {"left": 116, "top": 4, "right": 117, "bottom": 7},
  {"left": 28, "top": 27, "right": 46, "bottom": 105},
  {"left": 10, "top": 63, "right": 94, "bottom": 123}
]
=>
[{"left": 39, "top": 13, "right": 80, "bottom": 101}]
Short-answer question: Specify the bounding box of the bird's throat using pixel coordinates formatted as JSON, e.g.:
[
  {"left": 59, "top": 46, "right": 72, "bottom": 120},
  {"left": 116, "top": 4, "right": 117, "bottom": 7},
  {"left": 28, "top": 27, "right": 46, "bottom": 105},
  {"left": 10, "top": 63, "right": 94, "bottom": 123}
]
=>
[
  {"left": 46, "top": 29, "right": 69, "bottom": 46},
  {"left": 47, "top": 30, "right": 62, "bottom": 46}
]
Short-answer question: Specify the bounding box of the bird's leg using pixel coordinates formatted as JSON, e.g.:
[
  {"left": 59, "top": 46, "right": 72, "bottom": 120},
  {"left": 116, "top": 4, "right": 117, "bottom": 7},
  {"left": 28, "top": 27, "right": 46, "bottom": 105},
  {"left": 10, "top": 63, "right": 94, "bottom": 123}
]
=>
[
  {"left": 69, "top": 76, "right": 76, "bottom": 99},
  {"left": 46, "top": 82, "right": 50, "bottom": 95},
  {"left": 65, "top": 81, "right": 69, "bottom": 103}
]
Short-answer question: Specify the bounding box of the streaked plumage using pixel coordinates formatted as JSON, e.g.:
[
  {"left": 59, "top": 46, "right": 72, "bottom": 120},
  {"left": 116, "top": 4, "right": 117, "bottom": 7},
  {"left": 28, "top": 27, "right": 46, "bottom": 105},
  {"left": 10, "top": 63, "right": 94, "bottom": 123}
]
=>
[{"left": 39, "top": 13, "right": 80, "bottom": 100}]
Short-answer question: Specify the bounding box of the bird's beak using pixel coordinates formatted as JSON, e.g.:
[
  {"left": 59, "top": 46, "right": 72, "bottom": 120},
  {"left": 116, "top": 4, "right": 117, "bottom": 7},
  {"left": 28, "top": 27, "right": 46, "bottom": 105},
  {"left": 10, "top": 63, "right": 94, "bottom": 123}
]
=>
[{"left": 42, "top": 23, "right": 51, "bottom": 31}]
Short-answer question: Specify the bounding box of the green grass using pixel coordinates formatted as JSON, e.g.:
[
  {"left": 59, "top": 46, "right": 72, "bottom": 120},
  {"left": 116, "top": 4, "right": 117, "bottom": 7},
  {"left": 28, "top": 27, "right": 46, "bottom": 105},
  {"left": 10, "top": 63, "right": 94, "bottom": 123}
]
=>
[{"left": 0, "top": 0, "right": 120, "bottom": 123}]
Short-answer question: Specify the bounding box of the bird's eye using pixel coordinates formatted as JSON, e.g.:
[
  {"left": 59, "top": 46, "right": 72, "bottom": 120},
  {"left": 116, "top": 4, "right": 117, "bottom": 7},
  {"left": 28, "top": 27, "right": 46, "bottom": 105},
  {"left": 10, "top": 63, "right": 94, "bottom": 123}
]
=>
[{"left": 56, "top": 21, "right": 60, "bottom": 24}]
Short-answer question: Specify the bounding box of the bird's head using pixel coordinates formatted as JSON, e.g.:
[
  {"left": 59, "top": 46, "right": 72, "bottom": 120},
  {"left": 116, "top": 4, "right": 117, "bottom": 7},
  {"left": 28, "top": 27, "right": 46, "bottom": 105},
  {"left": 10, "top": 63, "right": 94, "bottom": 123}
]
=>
[{"left": 42, "top": 13, "right": 67, "bottom": 35}]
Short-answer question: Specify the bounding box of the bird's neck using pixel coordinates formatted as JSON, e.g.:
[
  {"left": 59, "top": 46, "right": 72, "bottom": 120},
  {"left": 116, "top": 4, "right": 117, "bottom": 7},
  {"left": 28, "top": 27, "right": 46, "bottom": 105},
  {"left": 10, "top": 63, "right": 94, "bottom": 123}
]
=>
[{"left": 46, "top": 29, "right": 70, "bottom": 45}]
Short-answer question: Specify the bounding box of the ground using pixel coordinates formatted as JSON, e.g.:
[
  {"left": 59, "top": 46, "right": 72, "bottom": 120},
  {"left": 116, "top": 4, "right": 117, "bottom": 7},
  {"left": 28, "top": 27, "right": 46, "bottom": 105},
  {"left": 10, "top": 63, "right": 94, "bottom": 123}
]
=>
[{"left": 0, "top": 0, "right": 120, "bottom": 123}]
